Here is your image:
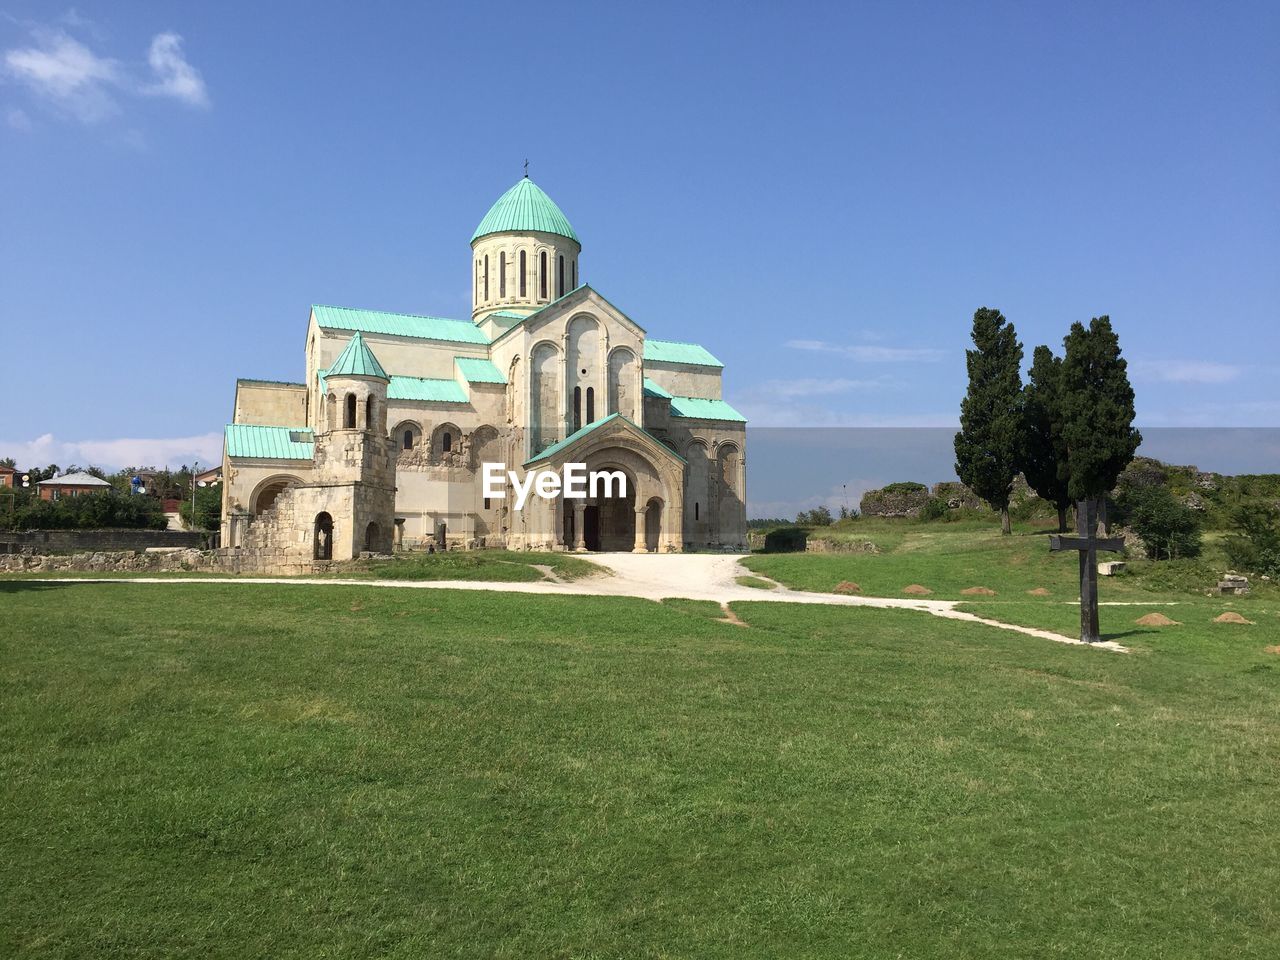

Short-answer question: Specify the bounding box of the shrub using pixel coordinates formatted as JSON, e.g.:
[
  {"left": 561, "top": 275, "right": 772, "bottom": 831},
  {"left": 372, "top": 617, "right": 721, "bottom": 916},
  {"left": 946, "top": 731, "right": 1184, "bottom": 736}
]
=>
[
  {"left": 795, "top": 506, "right": 833, "bottom": 526},
  {"left": 763, "top": 527, "right": 807, "bottom": 553},
  {"left": 6, "top": 490, "right": 167, "bottom": 531},
  {"left": 918, "top": 497, "right": 950, "bottom": 522},
  {"left": 1122, "top": 485, "right": 1201, "bottom": 561},
  {"left": 1223, "top": 503, "right": 1280, "bottom": 576}
]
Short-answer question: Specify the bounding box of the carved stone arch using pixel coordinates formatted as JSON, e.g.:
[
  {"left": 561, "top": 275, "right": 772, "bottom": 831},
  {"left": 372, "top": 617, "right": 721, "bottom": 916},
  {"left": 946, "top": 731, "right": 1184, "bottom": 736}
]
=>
[
  {"left": 431, "top": 421, "right": 462, "bottom": 463},
  {"left": 468, "top": 424, "right": 501, "bottom": 470},
  {"left": 393, "top": 419, "right": 423, "bottom": 452},
  {"left": 607, "top": 345, "right": 639, "bottom": 421},
  {"left": 530, "top": 340, "right": 561, "bottom": 453},
  {"left": 249, "top": 474, "right": 305, "bottom": 516}
]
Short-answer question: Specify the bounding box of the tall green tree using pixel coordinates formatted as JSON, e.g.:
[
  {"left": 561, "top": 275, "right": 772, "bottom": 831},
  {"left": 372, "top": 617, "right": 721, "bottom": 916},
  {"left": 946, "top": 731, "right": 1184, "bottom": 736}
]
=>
[
  {"left": 955, "top": 307, "right": 1024, "bottom": 535},
  {"left": 1060, "top": 316, "right": 1141, "bottom": 505},
  {"left": 1021, "top": 345, "right": 1072, "bottom": 532}
]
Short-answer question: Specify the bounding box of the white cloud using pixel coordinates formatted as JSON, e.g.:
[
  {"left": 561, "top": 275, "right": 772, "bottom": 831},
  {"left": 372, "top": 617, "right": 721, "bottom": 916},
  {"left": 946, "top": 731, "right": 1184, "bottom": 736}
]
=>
[
  {"left": 3, "top": 29, "right": 121, "bottom": 122},
  {"left": 747, "top": 377, "right": 889, "bottom": 399},
  {"left": 2, "top": 25, "right": 208, "bottom": 124},
  {"left": 1131, "top": 360, "right": 1242, "bottom": 385},
  {"left": 141, "top": 32, "right": 208, "bottom": 107},
  {"left": 0, "top": 432, "right": 222, "bottom": 471},
  {"left": 787, "top": 338, "right": 947, "bottom": 363}
]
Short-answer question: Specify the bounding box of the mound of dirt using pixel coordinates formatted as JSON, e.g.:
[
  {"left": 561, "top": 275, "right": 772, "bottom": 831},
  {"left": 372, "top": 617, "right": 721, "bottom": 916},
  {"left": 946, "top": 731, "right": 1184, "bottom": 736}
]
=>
[
  {"left": 1213, "top": 611, "right": 1255, "bottom": 625},
  {"left": 960, "top": 586, "right": 997, "bottom": 596},
  {"left": 834, "top": 581, "right": 862, "bottom": 594},
  {"left": 1135, "top": 612, "right": 1180, "bottom": 627},
  {"left": 1026, "top": 588, "right": 1052, "bottom": 597},
  {"left": 902, "top": 584, "right": 933, "bottom": 596}
]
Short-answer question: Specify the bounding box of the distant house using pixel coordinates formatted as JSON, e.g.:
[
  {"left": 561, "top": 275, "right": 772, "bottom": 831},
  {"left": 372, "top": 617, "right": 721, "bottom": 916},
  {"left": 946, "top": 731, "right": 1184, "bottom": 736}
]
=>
[
  {"left": 194, "top": 465, "right": 223, "bottom": 487},
  {"left": 37, "top": 472, "right": 112, "bottom": 501},
  {"left": 0, "top": 464, "right": 15, "bottom": 488}
]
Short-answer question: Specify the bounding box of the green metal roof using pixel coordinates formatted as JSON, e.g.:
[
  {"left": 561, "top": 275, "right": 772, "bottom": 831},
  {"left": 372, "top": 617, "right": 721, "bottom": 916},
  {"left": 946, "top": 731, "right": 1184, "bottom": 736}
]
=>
[
  {"left": 313, "top": 304, "right": 488, "bottom": 345},
  {"left": 327, "top": 332, "right": 388, "bottom": 379},
  {"left": 471, "top": 178, "right": 579, "bottom": 244},
  {"left": 225, "top": 424, "right": 315, "bottom": 460},
  {"left": 455, "top": 357, "right": 507, "bottom": 384},
  {"left": 668, "top": 396, "right": 747, "bottom": 422},
  {"left": 642, "top": 377, "right": 672, "bottom": 399},
  {"left": 387, "top": 376, "right": 468, "bottom": 404},
  {"left": 524, "top": 413, "right": 685, "bottom": 466},
  {"left": 236, "top": 378, "right": 305, "bottom": 388},
  {"left": 643, "top": 338, "right": 723, "bottom": 368}
]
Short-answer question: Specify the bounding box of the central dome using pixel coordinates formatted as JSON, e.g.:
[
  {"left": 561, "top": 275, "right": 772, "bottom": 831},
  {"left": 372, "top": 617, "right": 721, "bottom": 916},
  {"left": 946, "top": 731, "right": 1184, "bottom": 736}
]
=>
[{"left": 471, "top": 177, "right": 579, "bottom": 245}]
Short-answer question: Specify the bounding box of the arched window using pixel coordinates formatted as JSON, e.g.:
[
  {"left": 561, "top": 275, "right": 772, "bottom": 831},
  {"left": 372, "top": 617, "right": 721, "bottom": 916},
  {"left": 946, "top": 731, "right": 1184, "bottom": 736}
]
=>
[
  {"left": 474, "top": 260, "right": 480, "bottom": 304},
  {"left": 366, "top": 396, "right": 375, "bottom": 429},
  {"left": 586, "top": 386, "right": 595, "bottom": 424},
  {"left": 442, "top": 432, "right": 452, "bottom": 453},
  {"left": 483, "top": 255, "right": 490, "bottom": 301},
  {"left": 573, "top": 386, "right": 582, "bottom": 431},
  {"left": 539, "top": 251, "right": 548, "bottom": 299},
  {"left": 403, "top": 430, "right": 413, "bottom": 450},
  {"left": 572, "top": 260, "right": 577, "bottom": 289},
  {"left": 519, "top": 250, "right": 527, "bottom": 297},
  {"left": 695, "top": 502, "right": 700, "bottom": 521},
  {"left": 499, "top": 251, "right": 506, "bottom": 297},
  {"left": 557, "top": 255, "right": 565, "bottom": 298},
  {"left": 344, "top": 393, "right": 356, "bottom": 428}
]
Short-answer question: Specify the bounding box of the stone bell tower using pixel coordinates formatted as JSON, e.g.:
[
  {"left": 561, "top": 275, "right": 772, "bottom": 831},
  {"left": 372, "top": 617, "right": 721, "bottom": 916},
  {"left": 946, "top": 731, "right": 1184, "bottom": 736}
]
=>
[{"left": 312, "top": 332, "right": 397, "bottom": 557}]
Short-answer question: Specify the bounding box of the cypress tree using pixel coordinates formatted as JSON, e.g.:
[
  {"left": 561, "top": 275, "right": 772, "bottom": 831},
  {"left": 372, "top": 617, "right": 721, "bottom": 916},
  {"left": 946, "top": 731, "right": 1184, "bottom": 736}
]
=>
[
  {"left": 1021, "top": 345, "right": 1072, "bottom": 532},
  {"left": 954, "top": 307, "right": 1024, "bottom": 535},
  {"left": 1060, "top": 316, "right": 1141, "bottom": 505}
]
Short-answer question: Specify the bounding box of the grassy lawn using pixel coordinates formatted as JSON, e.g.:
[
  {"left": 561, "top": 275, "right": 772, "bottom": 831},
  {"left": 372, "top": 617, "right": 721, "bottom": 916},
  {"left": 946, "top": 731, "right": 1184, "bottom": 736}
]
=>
[
  {"left": 734, "top": 574, "right": 776, "bottom": 590},
  {"left": 3, "top": 581, "right": 1279, "bottom": 957},
  {"left": 745, "top": 517, "right": 1280, "bottom": 639}
]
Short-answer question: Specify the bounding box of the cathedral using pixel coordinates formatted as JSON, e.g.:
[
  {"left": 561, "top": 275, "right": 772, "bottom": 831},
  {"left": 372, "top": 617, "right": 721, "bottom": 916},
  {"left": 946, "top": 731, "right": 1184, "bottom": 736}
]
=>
[{"left": 219, "top": 177, "right": 747, "bottom": 565}]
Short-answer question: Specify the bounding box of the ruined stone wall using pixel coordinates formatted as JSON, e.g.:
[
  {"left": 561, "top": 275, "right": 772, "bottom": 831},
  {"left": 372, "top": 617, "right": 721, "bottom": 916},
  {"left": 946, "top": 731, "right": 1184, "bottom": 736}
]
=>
[{"left": 0, "top": 529, "right": 205, "bottom": 554}]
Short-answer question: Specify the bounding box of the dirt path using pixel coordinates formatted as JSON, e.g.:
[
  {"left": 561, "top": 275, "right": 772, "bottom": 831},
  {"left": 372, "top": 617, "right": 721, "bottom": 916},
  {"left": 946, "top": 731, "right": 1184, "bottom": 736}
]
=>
[{"left": 31, "top": 553, "right": 1128, "bottom": 652}]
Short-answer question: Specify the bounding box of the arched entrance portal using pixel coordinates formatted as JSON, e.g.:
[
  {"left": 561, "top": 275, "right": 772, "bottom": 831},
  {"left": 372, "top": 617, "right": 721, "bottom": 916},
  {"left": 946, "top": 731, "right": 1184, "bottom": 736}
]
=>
[
  {"left": 252, "top": 476, "right": 302, "bottom": 516},
  {"left": 313, "top": 512, "right": 334, "bottom": 560},
  {"left": 595, "top": 474, "right": 636, "bottom": 551},
  {"left": 364, "top": 521, "right": 380, "bottom": 552}
]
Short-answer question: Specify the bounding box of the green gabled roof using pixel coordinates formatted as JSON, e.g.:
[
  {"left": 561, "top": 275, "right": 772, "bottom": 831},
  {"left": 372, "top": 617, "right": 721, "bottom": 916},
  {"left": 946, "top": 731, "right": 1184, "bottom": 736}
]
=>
[
  {"left": 387, "top": 376, "right": 468, "bottom": 404},
  {"left": 524, "top": 413, "right": 685, "bottom": 466},
  {"left": 327, "top": 332, "right": 388, "bottom": 379},
  {"left": 225, "top": 424, "right": 315, "bottom": 460},
  {"left": 642, "top": 377, "right": 672, "bottom": 399},
  {"left": 489, "top": 309, "right": 529, "bottom": 321},
  {"left": 668, "top": 396, "right": 746, "bottom": 423},
  {"left": 472, "top": 177, "right": 579, "bottom": 244},
  {"left": 313, "top": 304, "right": 488, "bottom": 345},
  {"left": 643, "top": 338, "right": 723, "bottom": 368},
  {"left": 455, "top": 357, "right": 507, "bottom": 384}
]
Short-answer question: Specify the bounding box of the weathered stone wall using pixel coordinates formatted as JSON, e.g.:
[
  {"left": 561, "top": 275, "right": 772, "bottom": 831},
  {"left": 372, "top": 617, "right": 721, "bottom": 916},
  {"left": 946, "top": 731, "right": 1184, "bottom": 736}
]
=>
[
  {"left": 0, "top": 548, "right": 217, "bottom": 574},
  {"left": 860, "top": 483, "right": 931, "bottom": 518},
  {"left": 0, "top": 529, "right": 205, "bottom": 554}
]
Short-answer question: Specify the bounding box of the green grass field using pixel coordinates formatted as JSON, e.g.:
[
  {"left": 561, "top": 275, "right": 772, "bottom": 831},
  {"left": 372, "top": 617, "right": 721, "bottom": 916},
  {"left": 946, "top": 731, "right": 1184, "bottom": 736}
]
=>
[{"left": 3, "top": 571, "right": 1279, "bottom": 957}]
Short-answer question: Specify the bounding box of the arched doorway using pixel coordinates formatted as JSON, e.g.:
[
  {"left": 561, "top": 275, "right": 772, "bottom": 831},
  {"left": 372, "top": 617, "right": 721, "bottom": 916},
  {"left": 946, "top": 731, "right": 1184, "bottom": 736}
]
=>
[
  {"left": 313, "top": 512, "right": 333, "bottom": 560},
  {"left": 645, "top": 497, "right": 662, "bottom": 552},
  {"left": 595, "top": 468, "right": 636, "bottom": 551},
  {"left": 252, "top": 476, "right": 302, "bottom": 516},
  {"left": 364, "top": 521, "right": 380, "bottom": 552}
]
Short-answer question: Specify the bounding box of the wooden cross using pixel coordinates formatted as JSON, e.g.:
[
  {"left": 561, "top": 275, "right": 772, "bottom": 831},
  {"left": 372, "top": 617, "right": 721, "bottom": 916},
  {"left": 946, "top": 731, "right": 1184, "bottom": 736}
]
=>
[{"left": 1049, "top": 498, "right": 1124, "bottom": 643}]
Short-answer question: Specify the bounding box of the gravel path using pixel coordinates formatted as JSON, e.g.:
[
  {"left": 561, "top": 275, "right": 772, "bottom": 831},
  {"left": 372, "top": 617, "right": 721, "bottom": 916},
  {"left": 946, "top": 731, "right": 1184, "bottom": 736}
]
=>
[{"left": 35, "top": 553, "right": 1128, "bottom": 652}]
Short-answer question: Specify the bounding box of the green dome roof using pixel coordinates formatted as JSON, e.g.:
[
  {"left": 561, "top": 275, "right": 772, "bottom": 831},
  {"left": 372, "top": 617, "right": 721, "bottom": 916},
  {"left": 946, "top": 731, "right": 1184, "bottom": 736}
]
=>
[
  {"left": 328, "top": 332, "right": 388, "bottom": 380},
  {"left": 471, "top": 177, "right": 579, "bottom": 245}
]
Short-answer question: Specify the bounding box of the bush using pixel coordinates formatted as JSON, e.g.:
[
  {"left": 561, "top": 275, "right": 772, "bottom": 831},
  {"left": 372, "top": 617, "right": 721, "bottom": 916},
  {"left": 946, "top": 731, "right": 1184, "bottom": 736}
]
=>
[
  {"left": 918, "top": 497, "right": 950, "bottom": 522},
  {"left": 6, "top": 490, "right": 167, "bottom": 531},
  {"left": 763, "top": 527, "right": 807, "bottom": 553},
  {"left": 795, "top": 506, "right": 833, "bottom": 526},
  {"left": 1122, "top": 485, "right": 1201, "bottom": 561},
  {"left": 1223, "top": 503, "right": 1280, "bottom": 576},
  {"left": 880, "top": 482, "right": 928, "bottom": 495}
]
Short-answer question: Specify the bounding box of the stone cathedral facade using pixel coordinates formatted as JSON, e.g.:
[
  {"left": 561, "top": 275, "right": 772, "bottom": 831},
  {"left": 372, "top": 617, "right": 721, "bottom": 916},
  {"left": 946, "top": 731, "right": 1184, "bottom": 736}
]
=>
[{"left": 219, "top": 177, "right": 747, "bottom": 566}]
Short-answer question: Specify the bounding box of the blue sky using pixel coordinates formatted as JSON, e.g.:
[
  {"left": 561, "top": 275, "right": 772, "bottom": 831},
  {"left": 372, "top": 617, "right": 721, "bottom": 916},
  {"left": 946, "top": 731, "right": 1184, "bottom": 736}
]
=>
[{"left": 2, "top": 1, "right": 1277, "bottom": 472}]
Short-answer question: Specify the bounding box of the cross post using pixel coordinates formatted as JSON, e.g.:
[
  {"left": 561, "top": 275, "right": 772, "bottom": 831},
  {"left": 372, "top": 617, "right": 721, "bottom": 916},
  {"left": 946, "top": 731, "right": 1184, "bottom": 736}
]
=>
[{"left": 1049, "top": 498, "right": 1125, "bottom": 643}]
